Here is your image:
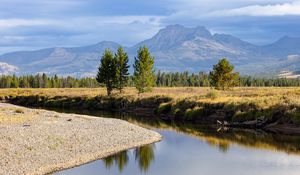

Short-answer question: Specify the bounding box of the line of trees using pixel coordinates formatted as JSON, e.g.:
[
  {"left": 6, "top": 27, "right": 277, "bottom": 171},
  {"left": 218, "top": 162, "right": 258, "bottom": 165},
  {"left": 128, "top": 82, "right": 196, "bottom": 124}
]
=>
[
  {"left": 155, "top": 71, "right": 210, "bottom": 87},
  {"left": 0, "top": 50, "right": 300, "bottom": 90},
  {"left": 0, "top": 74, "right": 99, "bottom": 88},
  {"left": 0, "top": 72, "right": 299, "bottom": 89},
  {"left": 155, "top": 72, "right": 300, "bottom": 87}
]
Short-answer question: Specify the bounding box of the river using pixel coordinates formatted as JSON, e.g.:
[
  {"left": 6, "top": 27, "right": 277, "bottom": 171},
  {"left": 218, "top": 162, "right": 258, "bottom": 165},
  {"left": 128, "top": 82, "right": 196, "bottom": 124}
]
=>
[{"left": 54, "top": 110, "right": 300, "bottom": 175}]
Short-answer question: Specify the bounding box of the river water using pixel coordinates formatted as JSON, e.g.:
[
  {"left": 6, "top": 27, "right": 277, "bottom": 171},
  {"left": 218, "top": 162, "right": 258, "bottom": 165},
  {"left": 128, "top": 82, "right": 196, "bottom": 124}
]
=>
[{"left": 55, "top": 110, "right": 300, "bottom": 175}]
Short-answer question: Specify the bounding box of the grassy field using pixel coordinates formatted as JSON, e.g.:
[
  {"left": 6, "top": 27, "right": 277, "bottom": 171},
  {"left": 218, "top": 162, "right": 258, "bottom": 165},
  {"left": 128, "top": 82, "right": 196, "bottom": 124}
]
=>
[
  {"left": 1, "top": 87, "right": 300, "bottom": 125},
  {"left": 1, "top": 87, "right": 300, "bottom": 106},
  {"left": 0, "top": 87, "right": 299, "bottom": 97}
]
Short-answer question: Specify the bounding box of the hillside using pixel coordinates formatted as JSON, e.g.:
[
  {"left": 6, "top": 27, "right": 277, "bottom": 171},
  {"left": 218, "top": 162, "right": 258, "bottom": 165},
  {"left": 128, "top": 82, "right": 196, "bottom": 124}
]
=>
[{"left": 0, "top": 25, "right": 299, "bottom": 77}]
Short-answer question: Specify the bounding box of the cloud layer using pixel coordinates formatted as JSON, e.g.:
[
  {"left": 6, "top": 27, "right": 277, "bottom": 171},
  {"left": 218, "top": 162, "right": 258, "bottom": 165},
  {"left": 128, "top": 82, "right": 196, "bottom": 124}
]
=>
[
  {"left": 0, "top": 0, "right": 300, "bottom": 54},
  {"left": 207, "top": 1, "right": 300, "bottom": 16}
]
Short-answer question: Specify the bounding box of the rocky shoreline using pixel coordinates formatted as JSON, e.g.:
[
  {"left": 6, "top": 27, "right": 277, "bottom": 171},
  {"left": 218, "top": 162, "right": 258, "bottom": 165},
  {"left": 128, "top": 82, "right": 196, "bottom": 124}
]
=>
[{"left": 0, "top": 103, "right": 161, "bottom": 175}]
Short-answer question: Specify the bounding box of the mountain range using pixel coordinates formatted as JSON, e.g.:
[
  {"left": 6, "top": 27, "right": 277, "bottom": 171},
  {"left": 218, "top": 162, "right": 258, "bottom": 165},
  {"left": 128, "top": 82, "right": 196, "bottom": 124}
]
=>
[{"left": 0, "top": 24, "right": 299, "bottom": 77}]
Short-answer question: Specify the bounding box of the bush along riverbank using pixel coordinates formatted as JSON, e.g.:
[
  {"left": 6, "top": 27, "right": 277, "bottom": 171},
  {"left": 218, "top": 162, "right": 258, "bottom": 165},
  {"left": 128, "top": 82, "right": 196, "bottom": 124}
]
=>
[{"left": 5, "top": 93, "right": 300, "bottom": 135}]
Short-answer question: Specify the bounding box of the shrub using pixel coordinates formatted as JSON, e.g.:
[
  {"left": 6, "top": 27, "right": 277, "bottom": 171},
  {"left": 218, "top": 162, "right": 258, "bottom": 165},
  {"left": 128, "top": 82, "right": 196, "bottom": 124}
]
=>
[
  {"left": 172, "top": 108, "right": 181, "bottom": 116},
  {"left": 184, "top": 108, "right": 193, "bottom": 120},
  {"left": 157, "top": 102, "right": 172, "bottom": 114},
  {"left": 184, "top": 106, "right": 204, "bottom": 120},
  {"left": 290, "top": 108, "right": 300, "bottom": 125},
  {"left": 206, "top": 90, "right": 218, "bottom": 100},
  {"left": 231, "top": 109, "right": 272, "bottom": 122},
  {"left": 15, "top": 109, "right": 24, "bottom": 114}
]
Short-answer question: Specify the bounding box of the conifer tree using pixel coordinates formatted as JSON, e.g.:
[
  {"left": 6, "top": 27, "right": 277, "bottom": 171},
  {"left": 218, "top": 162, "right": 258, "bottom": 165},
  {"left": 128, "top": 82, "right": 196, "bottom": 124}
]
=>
[
  {"left": 96, "top": 49, "right": 117, "bottom": 96},
  {"left": 209, "top": 58, "right": 239, "bottom": 90},
  {"left": 115, "top": 47, "right": 129, "bottom": 93},
  {"left": 133, "top": 46, "right": 155, "bottom": 93}
]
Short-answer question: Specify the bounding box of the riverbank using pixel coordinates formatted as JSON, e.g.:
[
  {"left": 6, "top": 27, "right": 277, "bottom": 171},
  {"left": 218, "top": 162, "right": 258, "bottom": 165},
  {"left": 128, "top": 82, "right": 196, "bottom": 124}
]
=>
[
  {"left": 48, "top": 108, "right": 300, "bottom": 157},
  {"left": 0, "top": 103, "right": 161, "bottom": 175},
  {"left": 1, "top": 87, "right": 300, "bottom": 134}
]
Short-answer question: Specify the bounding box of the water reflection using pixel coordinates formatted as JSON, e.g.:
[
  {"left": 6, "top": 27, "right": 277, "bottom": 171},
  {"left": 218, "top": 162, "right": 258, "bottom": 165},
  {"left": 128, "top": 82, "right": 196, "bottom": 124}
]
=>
[
  {"left": 103, "top": 150, "right": 129, "bottom": 172},
  {"left": 57, "top": 129, "right": 300, "bottom": 175},
  {"left": 51, "top": 108, "right": 300, "bottom": 156},
  {"left": 52, "top": 109, "right": 300, "bottom": 175},
  {"left": 218, "top": 142, "right": 230, "bottom": 153},
  {"left": 134, "top": 144, "right": 155, "bottom": 172},
  {"left": 102, "top": 144, "right": 155, "bottom": 173},
  {"left": 124, "top": 117, "right": 300, "bottom": 156}
]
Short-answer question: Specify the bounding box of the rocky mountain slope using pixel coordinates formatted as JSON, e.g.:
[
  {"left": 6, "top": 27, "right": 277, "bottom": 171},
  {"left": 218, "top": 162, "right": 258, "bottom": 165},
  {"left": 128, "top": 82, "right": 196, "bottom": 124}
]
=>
[{"left": 0, "top": 25, "right": 299, "bottom": 77}]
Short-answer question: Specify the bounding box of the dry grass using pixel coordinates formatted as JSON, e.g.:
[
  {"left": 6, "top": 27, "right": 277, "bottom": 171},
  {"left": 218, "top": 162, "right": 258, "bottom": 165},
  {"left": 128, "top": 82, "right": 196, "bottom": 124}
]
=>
[
  {"left": 1, "top": 87, "right": 300, "bottom": 129},
  {"left": 0, "top": 106, "right": 36, "bottom": 124},
  {"left": 0, "top": 87, "right": 299, "bottom": 108},
  {"left": 0, "top": 87, "right": 299, "bottom": 97}
]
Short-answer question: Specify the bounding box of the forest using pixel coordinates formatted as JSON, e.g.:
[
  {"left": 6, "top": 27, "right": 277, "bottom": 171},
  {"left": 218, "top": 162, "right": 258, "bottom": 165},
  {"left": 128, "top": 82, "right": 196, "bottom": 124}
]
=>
[{"left": 0, "top": 72, "right": 299, "bottom": 88}]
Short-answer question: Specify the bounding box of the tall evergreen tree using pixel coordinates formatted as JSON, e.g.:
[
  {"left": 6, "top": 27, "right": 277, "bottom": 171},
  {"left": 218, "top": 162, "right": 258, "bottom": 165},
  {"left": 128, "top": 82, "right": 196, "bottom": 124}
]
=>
[
  {"left": 96, "top": 49, "right": 117, "bottom": 96},
  {"left": 133, "top": 46, "right": 155, "bottom": 93},
  {"left": 11, "top": 75, "right": 19, "bottom": 88},
  {"left": 209, "top": 58, "right": 239, "bottom": 90},
  {"left": 41, "top": 73, "right": 48, "bottom": 88},
  {"left": 115, "top": 47, "right": 129, "bottom": 93}
]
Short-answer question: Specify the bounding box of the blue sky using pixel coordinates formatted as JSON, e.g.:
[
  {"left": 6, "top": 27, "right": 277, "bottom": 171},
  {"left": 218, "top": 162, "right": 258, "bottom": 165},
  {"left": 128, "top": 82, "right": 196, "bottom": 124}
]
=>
[{"left": 1, "top": 0, "right": 300, "bottom": 54}]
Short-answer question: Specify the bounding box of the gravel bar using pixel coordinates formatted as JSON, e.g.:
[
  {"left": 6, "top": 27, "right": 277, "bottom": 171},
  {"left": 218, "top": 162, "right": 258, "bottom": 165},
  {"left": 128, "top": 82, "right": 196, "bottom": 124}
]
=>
[{"left": 0, "top": 103, "right": 162, "bottom": 175}]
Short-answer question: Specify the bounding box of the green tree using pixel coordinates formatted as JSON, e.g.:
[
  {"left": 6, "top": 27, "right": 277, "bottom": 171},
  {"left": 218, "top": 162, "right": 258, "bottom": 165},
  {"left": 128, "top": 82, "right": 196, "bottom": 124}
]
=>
[
  {"left": 41, "top": 73, "right": 48, "bottom": 88},
  {"left": 133, "top": 46, "right": 155, "bottom": 93},
  {"left": 115, "top": 47, "right": 129, "bottom": 93},
  {"left": 96, "top": 49, "right": 117, "bottom": 96},
  {"left": 209, "top": 58, "right": 239, "bottom": 90},
  {"left": 10, "top": 75, "right": 19, "bottom": 88}
]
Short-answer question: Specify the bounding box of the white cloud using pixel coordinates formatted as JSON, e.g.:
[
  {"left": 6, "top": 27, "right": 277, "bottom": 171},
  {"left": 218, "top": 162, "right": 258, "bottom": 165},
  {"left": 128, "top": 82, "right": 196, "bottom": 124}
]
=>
[
  {"left": 206, "top": 0, "right": 300, "bottom": 16},
  {"left": 0, "top": 15, "right": 162, "bottom": 30},
  {"left": 0, "top": 19, "right": 53, "bottom": 28},
  {"left": 0, "top": 15, "right": 163, "bottom": 52},
  {"left": 0, "top": 62, "right": 19, "bottom": 75},
  {"left": 0, "top": 0, "right": 299, "bottom": 54}
]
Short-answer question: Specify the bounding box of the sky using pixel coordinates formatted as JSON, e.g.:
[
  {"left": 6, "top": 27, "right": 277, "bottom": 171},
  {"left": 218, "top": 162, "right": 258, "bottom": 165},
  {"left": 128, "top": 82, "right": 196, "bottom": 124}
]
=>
[{"left": 1, "top": 0, "right": 300, "bottom": 54}]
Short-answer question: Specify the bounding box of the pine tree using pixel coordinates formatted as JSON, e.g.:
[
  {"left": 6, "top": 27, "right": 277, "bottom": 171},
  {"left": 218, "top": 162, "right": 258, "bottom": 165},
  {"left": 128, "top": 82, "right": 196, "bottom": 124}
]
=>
[
  {"left": 41, "top": 73, "right": 48, "bottom": 88},
  {"left": 209, "top": 58, "right": 239, "bottom": 90},
  {"left": 11, "top": 74, "right": 19, "bottom": 88},
  {"left": 115, "top": 47, "right": 129, "bottom": 93},
  {"left": 96, "top": 49, "right": 117, "bottom": 96},
  {"left": 133, "top": 46, "right": 155, "bottom": 93}
]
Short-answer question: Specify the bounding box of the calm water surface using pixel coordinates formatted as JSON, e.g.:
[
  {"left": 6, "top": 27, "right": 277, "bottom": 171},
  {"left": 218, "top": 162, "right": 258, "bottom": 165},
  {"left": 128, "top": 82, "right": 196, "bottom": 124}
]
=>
[{"left": 55, "top": 110, "right": 300, "bottom": 175}]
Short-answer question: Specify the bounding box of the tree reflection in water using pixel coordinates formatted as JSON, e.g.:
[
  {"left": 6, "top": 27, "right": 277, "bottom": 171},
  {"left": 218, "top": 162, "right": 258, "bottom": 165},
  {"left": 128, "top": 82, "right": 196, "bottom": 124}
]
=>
[
  {"left": 135, "top": 144, "right": 155, "bottom": 172},
  {"left": 102, "top": 150, "right": 129, "bottom": 172},
  {"left": 102, "top": 144, "right": 155, "bottom": 173},
  {"left": 53, "top": 108, "right": 300, "bottom": 157}
]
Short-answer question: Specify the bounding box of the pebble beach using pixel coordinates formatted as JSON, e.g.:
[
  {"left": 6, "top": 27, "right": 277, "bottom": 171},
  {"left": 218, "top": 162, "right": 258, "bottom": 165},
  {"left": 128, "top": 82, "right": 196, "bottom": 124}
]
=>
[{"left": 0, "top": 103, "right": 161, "bottom": 175}]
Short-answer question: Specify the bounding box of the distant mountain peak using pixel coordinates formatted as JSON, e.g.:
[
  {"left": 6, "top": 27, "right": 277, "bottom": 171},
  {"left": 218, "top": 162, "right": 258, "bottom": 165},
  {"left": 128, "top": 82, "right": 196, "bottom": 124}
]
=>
[
  {"left": 165, "top": 24, "right": 185, "bottom": 29},
  {"left": 272, "top": 35, "right": 300, "bottom": 44},
  {"left": 194, "top": 26, "right": 212, "bottom": 38},
  {"left": 74, "top": 40, "right": 121, "bottom": 53},
  {"left": 161, "top": 25, "right": 212, "bottom": 38},
  {"left": 135, "top": 25, "right": 213, "bottom": 51},
  {"left": 0, "top": 24, "right": 300, "bottom": 77},
  {"left": 158, "top": 24, "right": 192, "bottom": 35},
  {"left": 267, "top": 35, "right": 300, "bottom": 47}
]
